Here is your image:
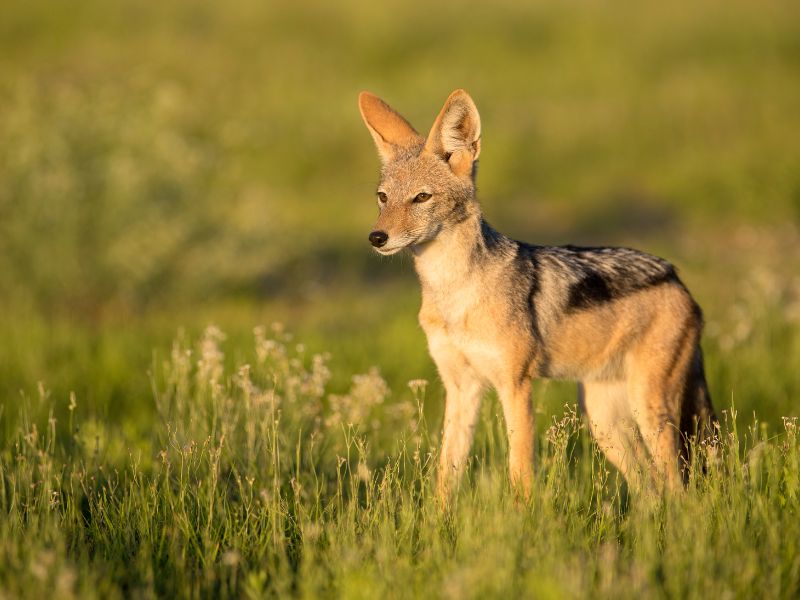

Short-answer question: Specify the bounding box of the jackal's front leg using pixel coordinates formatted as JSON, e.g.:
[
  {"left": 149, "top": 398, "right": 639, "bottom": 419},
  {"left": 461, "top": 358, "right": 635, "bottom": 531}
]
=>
[
  {"left": 498, "top": 380, "right": 535, "bottom": 498},
  {"left": 436, "top": 371, "right": 483, "bottom": 502}
]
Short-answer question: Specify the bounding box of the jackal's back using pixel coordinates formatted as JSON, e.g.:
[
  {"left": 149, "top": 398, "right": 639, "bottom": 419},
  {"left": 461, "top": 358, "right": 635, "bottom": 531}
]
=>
[
  {"left": 505, "top": 237, "right": 684, "bottom": 320},
  {"left": 502, "top": 237, "right": 697, "bottom": 380},
  {"left": 534, "top": 244, "right": 679, "bottom": 311}
]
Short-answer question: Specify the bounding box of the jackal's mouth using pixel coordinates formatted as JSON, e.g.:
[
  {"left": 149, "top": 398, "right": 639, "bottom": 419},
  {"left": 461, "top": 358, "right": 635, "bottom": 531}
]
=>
[
  {"left": 374, "top": 244, "right": 406, "bottom": 256},
  {"left": 374, "top": 228, "right": 439, "bottom": 256},
  {"left": 371, "top": 232, "right": 425, "bottom": 256}
]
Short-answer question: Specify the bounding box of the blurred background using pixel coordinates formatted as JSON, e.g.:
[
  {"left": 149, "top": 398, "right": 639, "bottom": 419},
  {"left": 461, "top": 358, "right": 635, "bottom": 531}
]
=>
[{"left": 1, "top": 0, "right": 798, "bottom": 440}]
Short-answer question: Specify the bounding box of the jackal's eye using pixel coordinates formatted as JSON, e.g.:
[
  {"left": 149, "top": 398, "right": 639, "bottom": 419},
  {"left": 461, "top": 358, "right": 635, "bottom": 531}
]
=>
[
  {"left": 376, "top": 192, "right": 388, "bottom": 204},
  {"left": 413, "top": 192, "right": 432, "bottom": 203}
]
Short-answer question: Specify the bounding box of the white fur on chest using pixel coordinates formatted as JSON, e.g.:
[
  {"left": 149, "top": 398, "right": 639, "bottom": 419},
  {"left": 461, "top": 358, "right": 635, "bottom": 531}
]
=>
[
  {"left": 412, "top": 222, "right": 517, "bottom": 387},
  {"left": 420, "top": 281, "right": 510, "bottom": 387}
]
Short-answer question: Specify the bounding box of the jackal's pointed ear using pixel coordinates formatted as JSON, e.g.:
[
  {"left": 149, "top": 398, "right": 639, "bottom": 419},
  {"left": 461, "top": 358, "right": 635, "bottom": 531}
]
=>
[
  {"left": 358, "top": 92, "right": 423, "bottom": 164},
  {"left": 424, "top": 89, "right": 481, "bottom": 178}
]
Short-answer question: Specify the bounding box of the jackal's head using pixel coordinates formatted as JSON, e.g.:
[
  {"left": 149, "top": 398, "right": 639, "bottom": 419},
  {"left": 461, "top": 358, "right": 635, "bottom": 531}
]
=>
[{"left": 358, "top": 90, "right": 481, "bottom": 255}]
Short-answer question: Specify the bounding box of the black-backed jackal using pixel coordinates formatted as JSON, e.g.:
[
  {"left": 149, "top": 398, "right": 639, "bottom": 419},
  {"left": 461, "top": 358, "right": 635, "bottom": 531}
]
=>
[{"left": 358, "top": 89, "right": 716, "bottom": 498}]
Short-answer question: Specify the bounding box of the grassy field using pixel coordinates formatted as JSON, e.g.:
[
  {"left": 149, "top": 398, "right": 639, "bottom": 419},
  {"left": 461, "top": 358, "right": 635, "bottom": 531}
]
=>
[
  {"left": 1, "top": 328, "right": 799, "bottom": 598},
  {"left": 1, "top": 0, "right": 799, "bottom": 597}
]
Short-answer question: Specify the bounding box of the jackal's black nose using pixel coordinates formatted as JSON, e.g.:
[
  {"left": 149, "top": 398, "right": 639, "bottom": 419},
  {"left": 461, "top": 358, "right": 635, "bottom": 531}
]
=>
[{"left": 369, "top": 230, "right": 388, "bottom": 248}]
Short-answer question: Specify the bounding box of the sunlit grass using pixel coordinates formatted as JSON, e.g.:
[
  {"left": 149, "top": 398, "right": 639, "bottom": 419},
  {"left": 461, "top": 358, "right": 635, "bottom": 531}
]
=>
[{"left": 0, "top": 327, "right": 798, "bottom": 598}]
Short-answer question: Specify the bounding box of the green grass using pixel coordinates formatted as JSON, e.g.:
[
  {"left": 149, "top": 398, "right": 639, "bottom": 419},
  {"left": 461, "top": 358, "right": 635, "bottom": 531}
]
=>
[
  {"left": 1, "top": 327, "right": 798, "bottom": 599},
  {"left": 1, "top": 0, "right": 800, "bottom": 596}
]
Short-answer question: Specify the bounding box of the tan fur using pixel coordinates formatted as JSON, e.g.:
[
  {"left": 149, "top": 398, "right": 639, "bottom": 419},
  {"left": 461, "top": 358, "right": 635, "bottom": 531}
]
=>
[{"left": 358, "top": 89, "right": 715, "bottom": 500}]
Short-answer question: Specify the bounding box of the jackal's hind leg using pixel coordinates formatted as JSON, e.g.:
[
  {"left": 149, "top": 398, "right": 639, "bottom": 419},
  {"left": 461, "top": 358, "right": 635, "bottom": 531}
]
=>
[
  {"left": 579, "top": 381, "right": 650, "bottom": 488},
  {"left": 630, "top": 406, "right": 682, "bottom": 491},
  {"left": 627, "top": 320, "right": 699, "bottom": 492}
]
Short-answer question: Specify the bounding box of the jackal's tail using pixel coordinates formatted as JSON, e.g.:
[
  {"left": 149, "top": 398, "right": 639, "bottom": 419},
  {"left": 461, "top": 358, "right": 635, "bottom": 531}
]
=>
[{"left": 679, "top": 347, "right": 718, "bottom": 476}]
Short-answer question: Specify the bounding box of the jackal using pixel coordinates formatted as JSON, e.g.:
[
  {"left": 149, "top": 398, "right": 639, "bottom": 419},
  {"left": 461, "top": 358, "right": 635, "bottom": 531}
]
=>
[{"left": 358, "top": 89, "right": 716, "bottom": 498}]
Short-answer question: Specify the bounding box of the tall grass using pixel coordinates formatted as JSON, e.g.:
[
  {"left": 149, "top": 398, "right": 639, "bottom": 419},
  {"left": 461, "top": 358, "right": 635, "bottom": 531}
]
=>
[{"left": 0, "top": 326, "right": 797, "bottom": 598}]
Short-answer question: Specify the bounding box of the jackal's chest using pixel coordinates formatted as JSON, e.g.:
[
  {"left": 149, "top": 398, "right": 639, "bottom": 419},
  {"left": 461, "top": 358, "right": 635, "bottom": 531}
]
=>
[
  {"left": 418, "top": 284, "right": 488, "bottom": 339},
  {"left": 418, "top": 288, "right": 524, "bottom": 385}
]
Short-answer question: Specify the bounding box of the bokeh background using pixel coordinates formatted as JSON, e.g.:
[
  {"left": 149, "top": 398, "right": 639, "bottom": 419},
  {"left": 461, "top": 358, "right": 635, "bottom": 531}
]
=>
[{"left": 1, "top": 0, "right": 799, "bottom": 440}]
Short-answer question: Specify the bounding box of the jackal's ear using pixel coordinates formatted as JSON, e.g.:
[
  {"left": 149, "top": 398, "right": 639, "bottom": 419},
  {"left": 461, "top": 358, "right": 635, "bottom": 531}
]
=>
[
  {"left": 424, "top": 89, "right": 481, "bottom": 178},
  {"left": 358, "top": 92, "right": 423, "bottom": 164}
]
